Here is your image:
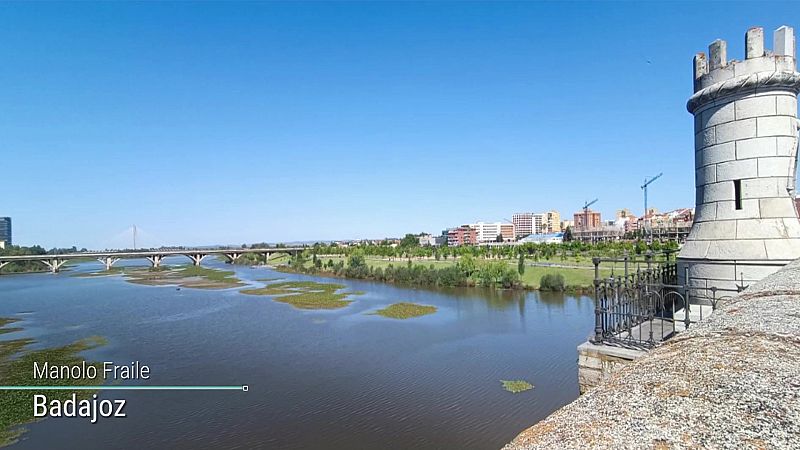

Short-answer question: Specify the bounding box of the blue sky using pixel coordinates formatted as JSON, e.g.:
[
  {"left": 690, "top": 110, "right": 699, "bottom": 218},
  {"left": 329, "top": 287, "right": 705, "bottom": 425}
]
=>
[{"left": 2, "top": 2, "right": 798, "bottom": 248}]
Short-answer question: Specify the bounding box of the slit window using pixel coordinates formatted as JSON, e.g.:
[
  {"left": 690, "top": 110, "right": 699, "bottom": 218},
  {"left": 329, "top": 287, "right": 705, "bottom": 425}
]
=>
[{"left": 734, "top": 179, "right": 742, "bottom": 210}]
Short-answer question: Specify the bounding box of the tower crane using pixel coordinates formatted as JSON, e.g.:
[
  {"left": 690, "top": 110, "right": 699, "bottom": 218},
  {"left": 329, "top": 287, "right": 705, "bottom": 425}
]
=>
[
  {"left": 582, "top": 199, "right": 598, "bottom": 232},
  {"left": 641, "top": 173, "right": 663, "bottom": 240}
]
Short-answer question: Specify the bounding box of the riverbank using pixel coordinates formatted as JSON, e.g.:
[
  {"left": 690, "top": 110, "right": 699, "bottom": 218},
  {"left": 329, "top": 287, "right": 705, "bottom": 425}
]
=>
[
  {"left": 270, "top": 255, "right": 604, "bottom": 293},
  {"left": 503, "top": 259, "right": 800, "bottom": 449}
]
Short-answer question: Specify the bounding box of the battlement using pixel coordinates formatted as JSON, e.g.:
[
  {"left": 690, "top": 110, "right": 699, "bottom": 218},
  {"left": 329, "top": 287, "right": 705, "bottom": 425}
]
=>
[{"left": 693, "top": 26, "right": 797, "bottom": 92}]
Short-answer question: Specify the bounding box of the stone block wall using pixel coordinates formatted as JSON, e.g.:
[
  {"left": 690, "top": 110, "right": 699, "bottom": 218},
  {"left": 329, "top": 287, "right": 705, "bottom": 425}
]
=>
[
  {"left": 576, "top": 342, "right": 646, "bottom": 394},
  {"left": 679, "top": 26, "right": 800, "bottom": 291}
]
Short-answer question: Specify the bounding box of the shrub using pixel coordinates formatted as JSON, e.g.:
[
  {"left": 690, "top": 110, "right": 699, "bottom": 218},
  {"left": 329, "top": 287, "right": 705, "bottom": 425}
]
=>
[{"left": 539, "top": 273, "right": 565, "bottom": 291}]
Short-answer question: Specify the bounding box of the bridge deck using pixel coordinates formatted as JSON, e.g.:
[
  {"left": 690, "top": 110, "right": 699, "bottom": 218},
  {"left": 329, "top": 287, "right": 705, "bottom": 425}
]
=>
[{"left": 0, "top": 247, "right": 305, "bottom": 262}]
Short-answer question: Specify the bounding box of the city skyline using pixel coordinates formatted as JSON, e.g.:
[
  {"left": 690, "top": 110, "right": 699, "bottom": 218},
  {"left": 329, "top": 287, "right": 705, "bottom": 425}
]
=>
[{"left": 3, "top": 2, "right": 799, "bottom": 248}]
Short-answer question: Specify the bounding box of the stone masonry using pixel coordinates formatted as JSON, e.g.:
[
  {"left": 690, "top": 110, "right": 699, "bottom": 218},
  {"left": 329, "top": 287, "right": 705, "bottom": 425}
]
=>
[{"left": 678, "top": 26, "right": 800, "bottom": 291}]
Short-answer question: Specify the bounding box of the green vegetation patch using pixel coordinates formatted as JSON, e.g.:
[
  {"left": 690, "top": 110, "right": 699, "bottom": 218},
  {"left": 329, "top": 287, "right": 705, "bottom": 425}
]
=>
[
  {"left": 373, "top": 302, "right": 437, "bottom": 319},
  {"left": 77, "top": 265, "right": 244, "bottom": 289},
  {"left": 0, "top": 319, "right": 107, "bottom": 447},
  {"left": 176, "top": 265, "right": 240, "bottom": 284},
  {"left": 0, "top": 319, "right": 21, "bottom": 336},
  {"left": 500, "top": 379, "right": 534, "bottom": 393},
  {"left": 239, "top": 281, "right": 357, "bottom": 310},
  {"left": 539, "top": 273, "right": 566, "bottom": 291}
]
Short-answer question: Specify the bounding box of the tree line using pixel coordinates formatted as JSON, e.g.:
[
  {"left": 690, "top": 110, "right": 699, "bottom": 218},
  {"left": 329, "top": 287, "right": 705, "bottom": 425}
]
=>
[
  {"left": 288, "top": 252, "right": 527, "bottom": 290},
  {"left": 288, "top": 235, "right": 679, "bottom": 262}
]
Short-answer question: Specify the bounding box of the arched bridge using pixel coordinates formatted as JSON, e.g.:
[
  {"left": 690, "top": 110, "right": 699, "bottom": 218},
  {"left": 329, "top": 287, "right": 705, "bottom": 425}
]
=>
[{"left": 0, "top": 247, "right": 305, "bottom": 273}]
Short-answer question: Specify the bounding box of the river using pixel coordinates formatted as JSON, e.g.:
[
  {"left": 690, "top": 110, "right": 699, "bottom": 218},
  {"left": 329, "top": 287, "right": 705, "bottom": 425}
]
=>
[{"left": 0, "top": 257, "right": 594, "bottom": 449}]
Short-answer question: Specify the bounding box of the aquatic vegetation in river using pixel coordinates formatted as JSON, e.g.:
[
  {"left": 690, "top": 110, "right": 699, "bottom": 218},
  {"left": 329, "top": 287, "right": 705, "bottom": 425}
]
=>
[
  {"left": 500, "top": 380, "right": 534, "bottom": 393},
  {"left": 75, "top": 265, "right": 244, "bottom": 289},
  {"left": 239, "top": 281, "right": 358, "bottom": 310},
  {"left": 0, "top": 319, "right": 21, "bottom": 336},
  {"left": 0, "top": 318, "right": 106, "bottom": 447},
  {"left": 373, "top": 302, "right": 437, "bottom": 319}
]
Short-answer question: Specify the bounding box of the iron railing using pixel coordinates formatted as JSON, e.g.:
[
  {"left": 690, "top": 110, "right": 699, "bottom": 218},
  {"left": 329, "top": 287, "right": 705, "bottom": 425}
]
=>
[{"left": 591, "top": 252, "right": 739, "bottom": 350}]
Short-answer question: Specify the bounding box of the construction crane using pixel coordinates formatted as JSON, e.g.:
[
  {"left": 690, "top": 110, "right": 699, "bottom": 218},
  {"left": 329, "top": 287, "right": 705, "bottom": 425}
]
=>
[
  {"left": 582, "top": 199, "right": 598, "bottom": 232},
  {"left": 641, "top": 173, "right": 663, "bottom": 241},
  {"left": 641, "top": 173, "right": 663, "bottom": 218}
]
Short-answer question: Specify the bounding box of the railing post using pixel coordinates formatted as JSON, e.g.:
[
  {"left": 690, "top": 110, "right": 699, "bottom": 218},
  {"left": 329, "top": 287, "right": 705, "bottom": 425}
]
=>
[
  {"left": 683, "top": 265, "right": 691, "bottom": 330},
  {"left": 711, "top": 286, "right": 717, "bottom": 311},
  {"left": 593, "top": 257, "right": 603, "bottom": 343},
  {"left": 623, "top": 251, "right": 629, "bottom": 280}
]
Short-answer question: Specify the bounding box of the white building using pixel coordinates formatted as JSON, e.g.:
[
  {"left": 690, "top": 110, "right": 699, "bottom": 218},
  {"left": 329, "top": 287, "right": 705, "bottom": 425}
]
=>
[
  {"left": 519, "top": 232, "right": 564, "bottom": 244},
  {"left": 470, "top": 222, "right": 514, "bottom": 243},
  {"left": 417, "top": 233, "right": 439, "bottom": 246},
  {"left": 512, "top": 213, "right": 546, "bottom": 238}
]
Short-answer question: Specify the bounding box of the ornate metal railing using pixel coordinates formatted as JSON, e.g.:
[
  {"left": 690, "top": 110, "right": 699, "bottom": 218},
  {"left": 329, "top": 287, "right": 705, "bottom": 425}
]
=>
[{"left": 590, "top": 251, "right": 738, "bottom": 350}]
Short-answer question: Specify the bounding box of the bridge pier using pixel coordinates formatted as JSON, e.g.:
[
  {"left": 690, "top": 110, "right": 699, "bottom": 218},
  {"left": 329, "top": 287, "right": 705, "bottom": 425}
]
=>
[
  {"left": 187, "top": 253, "right": 207, "bottom": 266},
  {"left": 223, "top": 252, "right": 241, "bottom": 264},
  {"left": 42, "top": 258, "right": 68, "bottom": 273},
  {"left": 146, "top": 255, "right": 164, "bottom": 268},
  {"left": 0, "top": 261, "right": 9, "bottom": 271},
  {"left": 98, "top": 256, "right": 120, "bottom": 271}
]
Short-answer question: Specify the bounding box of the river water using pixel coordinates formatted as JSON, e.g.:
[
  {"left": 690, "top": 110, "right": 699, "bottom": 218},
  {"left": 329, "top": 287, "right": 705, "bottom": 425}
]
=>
[{"left": 0, "top": 258, "right": 594, "bottom": 449}]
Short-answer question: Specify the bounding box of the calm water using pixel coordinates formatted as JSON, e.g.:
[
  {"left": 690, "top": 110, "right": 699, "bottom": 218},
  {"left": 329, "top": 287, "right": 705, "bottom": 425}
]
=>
[{"left": 0, "top": 258, "right": 595, "bottom": 449}]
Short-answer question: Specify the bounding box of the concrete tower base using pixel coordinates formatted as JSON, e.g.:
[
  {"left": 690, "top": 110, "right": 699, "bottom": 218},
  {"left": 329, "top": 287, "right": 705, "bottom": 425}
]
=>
[{"left": 677, "top": 258, "right": 788, "bottom": 294}]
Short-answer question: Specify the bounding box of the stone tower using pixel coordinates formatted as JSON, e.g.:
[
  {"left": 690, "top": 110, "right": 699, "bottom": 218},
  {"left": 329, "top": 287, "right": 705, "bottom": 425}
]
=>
[{"left": 678, "top": 26, "right": 800, "bottom": 291}]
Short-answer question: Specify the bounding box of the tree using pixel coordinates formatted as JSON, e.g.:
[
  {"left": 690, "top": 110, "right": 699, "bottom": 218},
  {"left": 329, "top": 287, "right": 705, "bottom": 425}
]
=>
[
  {"left": 495, "top": 234, "right": 503, "bottom": 243},
  {"left": 517, "top": 254, "right": 525, "bottom": 276},
  {"left": 400, "top": 234, "right": 419, "bottom": 248},
  {"left": 457, "top": 255, "right": 477, "bottom": 277},
  {"left": 563, "top": 226, "right": 573, "bottom": 242},
  {"left": 345, "top": 251, "right": 369, "bottom": 278}
]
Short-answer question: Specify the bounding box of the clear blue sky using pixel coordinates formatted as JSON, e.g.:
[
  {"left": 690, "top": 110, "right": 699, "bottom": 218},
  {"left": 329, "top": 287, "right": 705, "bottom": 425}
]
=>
[{"left": 2, "top": 2, "right": 798, "bottom": 249}]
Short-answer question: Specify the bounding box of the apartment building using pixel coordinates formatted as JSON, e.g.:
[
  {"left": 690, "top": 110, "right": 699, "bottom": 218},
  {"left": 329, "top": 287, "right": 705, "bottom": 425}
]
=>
[
  {"left": 573, "top": 209, "right": 602, "bottom": 230},
  {"left": 447, "top": 226, "right": 477, "bottom": 246},
  {"left": 512, "top": 213, "right": 547, "bottom": 237},
  {"left": 470, "top": 222, "right": 514, "bottom": 243},
  {"left": 545, "top": 210, "right": 561, "bottom": 233}
]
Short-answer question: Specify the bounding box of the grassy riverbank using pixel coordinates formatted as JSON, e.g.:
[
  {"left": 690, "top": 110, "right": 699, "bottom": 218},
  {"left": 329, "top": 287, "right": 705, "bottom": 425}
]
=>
[
  {"left": 0, "top": 318, "right": 106, "bottom": 447},
  {"left": 281, "top": 254, "right": 608, "bottom": 291}
]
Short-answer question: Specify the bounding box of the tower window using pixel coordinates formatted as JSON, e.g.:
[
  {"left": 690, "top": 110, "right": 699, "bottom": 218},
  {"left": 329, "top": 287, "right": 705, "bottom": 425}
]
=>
[{"left": 734, "top": 180, "right": 742, "bottom": 210}]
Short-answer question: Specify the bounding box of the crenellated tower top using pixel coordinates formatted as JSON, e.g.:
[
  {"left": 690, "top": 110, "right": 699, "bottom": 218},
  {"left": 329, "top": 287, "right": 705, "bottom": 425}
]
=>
[{"left": 688, "top": 26, "right": 800, "bottom": 113}]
